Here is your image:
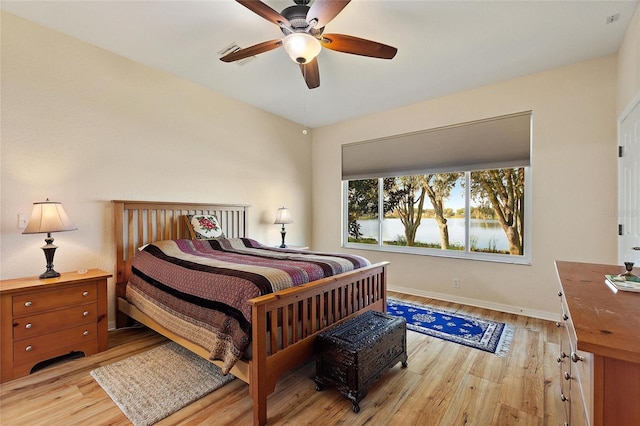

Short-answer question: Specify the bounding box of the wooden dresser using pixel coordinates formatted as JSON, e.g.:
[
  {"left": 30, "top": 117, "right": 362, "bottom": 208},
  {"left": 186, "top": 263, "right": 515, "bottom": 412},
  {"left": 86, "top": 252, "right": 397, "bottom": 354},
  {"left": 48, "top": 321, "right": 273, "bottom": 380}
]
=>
[
  {"left": 0, "top": 269, "right": 111, "bottom": 383},
  {"left": 555, "top": 261, "right": 640, "bottom": 426}
]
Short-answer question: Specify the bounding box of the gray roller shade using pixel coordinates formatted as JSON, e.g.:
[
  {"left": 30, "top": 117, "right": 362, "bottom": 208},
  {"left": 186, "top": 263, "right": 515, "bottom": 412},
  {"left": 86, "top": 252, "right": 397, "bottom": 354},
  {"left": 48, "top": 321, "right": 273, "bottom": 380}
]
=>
[{"left": 342, "top": 111, "right": 532, "bottom": 180}]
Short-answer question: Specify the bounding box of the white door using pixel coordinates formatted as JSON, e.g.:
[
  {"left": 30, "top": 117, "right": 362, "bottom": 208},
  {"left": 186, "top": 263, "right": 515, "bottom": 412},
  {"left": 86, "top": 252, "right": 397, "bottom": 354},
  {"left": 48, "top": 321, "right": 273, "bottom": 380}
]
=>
[{"left": 618, "top": 96, "right": 640, "bottom": 265}]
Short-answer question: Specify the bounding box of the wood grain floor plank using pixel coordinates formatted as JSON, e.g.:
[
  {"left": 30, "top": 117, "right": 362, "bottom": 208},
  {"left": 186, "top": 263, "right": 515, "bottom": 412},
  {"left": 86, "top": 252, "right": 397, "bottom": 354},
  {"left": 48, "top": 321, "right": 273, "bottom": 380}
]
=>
[
  {"left": 0, "top": 292, "right": 562, "bottom": 425},
  {"left": 493, "top": 404, "right": 544, "bottom": 426},
  {"left": 438, "top": 373, "right": 500, "bottom": 425}
]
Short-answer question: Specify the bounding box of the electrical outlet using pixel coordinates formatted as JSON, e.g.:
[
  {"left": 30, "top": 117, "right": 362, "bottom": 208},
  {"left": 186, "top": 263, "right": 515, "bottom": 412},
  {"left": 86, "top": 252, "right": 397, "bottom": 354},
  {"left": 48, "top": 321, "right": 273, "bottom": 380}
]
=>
[
  {"left": 452, "top": 278, "right": 460, "bottom": 288},
  {"left": 18, "top": 214, "right": 29, "bottom": 229}
]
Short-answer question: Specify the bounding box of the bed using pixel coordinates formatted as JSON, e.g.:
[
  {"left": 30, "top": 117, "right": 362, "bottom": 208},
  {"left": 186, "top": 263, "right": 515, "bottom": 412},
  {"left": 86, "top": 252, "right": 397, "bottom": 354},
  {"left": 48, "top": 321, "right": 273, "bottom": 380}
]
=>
[{"left": 112, "top": 200, "right": 389, "bottom": 426}]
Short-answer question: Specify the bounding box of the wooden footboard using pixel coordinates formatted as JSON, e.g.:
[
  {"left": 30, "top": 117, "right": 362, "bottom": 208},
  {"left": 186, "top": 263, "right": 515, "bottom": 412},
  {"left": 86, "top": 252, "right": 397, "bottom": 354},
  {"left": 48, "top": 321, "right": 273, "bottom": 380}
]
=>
[
  {"left": 248, "top": 260, "right": 388, "bottom": 426},
  {"left": 111, "top": 200, "right": 388, "bottom": 426}
]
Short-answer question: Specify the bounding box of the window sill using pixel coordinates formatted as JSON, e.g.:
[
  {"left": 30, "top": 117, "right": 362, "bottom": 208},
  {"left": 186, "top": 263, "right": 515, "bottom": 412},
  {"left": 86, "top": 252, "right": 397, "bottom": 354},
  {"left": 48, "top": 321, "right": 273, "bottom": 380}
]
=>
[{"left": 343, "top": 242, "right": 531, "bottom": 265}]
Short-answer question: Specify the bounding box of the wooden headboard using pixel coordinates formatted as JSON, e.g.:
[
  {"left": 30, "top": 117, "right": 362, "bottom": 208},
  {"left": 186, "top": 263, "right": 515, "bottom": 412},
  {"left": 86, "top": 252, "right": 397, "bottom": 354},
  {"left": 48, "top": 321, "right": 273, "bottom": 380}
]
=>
[{"left": 112, "top": 200, "right": 250, "bottom": 286}]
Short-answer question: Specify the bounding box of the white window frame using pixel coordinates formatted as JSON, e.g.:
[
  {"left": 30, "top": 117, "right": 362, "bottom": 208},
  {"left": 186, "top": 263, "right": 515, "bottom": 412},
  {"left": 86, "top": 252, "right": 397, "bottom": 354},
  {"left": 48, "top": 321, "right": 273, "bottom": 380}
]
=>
[{"left": 342, "top": 167, "right": 532, "bottom": 265}]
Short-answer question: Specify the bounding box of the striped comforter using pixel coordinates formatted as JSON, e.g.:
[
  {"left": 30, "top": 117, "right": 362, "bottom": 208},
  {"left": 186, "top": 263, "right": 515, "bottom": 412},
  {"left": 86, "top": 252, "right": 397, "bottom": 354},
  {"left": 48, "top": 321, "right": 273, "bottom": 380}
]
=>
[{"left": 126, "top": 238, "right": 370, "bottom": 374}]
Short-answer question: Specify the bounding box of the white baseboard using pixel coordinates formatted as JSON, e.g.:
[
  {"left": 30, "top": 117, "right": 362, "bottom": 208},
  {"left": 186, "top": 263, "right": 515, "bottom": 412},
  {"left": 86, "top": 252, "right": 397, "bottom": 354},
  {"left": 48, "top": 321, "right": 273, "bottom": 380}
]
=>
[{"left": 388, "top": 284, "right": 559, "bottom": 322}]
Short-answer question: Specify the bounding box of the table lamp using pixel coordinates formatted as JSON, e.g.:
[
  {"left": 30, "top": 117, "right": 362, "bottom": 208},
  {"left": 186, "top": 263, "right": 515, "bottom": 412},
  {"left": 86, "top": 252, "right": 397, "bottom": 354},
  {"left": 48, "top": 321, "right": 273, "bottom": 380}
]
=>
[
  {"left": 22, "top": 199, "right": 77, "bottom": 279},
  {"left": 274, "top": 207, "right": 292, "bottom": 248}
]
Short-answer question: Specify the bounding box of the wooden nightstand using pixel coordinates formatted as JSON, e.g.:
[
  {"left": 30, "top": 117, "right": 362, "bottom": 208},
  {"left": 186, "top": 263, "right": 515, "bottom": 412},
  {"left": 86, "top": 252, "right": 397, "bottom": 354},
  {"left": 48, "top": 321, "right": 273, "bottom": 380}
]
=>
[{"left": 0, "top": 269, "right": 111, "bottom": 383}]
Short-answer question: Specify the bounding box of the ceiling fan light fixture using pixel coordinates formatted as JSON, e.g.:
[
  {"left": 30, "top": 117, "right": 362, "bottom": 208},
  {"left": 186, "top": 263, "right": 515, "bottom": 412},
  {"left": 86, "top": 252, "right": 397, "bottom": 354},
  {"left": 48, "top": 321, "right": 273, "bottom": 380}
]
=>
[{"left": 282, "top": 32, "right": 321, "bottom": 64}]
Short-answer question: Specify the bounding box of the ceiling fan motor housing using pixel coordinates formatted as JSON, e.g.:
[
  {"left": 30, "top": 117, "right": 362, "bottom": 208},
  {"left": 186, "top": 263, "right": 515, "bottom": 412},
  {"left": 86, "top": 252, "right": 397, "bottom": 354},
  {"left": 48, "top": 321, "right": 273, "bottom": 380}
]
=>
[{"left": 280, "top": 4, "right": 324, "bottom": 38}]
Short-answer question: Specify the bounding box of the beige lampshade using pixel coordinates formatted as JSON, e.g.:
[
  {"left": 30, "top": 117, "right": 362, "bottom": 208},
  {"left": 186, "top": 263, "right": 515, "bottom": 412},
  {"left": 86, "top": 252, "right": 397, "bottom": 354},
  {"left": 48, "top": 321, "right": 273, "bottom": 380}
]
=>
[
  {"left": 274, "top": 207, "right": 292, "bottom": 225},
  {"left": 22, "top": 200, "right": 77, "bottom": 234}
]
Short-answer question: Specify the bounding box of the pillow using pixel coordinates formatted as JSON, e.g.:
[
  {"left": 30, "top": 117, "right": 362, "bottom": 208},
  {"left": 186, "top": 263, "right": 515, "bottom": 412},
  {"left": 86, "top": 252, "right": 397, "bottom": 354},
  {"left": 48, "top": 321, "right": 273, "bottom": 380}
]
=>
[{"left": 183, "top": 214, "right": 225, "bottom": 240}]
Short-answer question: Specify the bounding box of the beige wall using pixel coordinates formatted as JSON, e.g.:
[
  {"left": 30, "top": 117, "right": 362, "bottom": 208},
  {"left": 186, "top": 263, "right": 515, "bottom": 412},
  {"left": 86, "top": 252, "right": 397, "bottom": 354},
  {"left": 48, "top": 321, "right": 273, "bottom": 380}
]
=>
[
  {"left": 0, "top": 12, "right": 312, "bottom": 327},
  {"left": 3, "top": 4, "right": 637, "bottom": 324},
  {"left": 311, "top": 55, "right": 619, "bottom": 319},
  {"left": 618, "top": 2, "right": 640, "bottom": 115}
]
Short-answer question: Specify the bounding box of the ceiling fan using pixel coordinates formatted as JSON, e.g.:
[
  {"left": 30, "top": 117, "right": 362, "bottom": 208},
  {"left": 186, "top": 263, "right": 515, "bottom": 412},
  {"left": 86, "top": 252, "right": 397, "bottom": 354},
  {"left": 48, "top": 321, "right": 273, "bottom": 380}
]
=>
[{"left": 220, "top": 0, "right": 398, "bottom": 89}]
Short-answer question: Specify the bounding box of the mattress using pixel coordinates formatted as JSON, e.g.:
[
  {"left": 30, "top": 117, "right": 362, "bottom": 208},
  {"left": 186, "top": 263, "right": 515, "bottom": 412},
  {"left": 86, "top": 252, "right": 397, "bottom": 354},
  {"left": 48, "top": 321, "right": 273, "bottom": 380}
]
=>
[{"left": 126, "top": 238, "right": 370, "bottom": 373}]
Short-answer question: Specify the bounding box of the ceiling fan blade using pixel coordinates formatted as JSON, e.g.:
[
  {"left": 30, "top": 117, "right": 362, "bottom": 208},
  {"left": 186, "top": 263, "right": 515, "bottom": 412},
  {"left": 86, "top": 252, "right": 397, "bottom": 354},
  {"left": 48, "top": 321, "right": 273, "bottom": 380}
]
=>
[
  {"left": 321, "top": 34, "right": 397, "bottom": 59},
  {"left": 236, "top": 0, "right": 290, "bottom": 27},
  {"left": 220, "top": 39, "right": 283, "bottom": 62},
  {"left": 299, "top": 58, "right": 320, "bottom": 89},
  {"left": 306, "top": 0, "right": 351, "bottom": 29}
]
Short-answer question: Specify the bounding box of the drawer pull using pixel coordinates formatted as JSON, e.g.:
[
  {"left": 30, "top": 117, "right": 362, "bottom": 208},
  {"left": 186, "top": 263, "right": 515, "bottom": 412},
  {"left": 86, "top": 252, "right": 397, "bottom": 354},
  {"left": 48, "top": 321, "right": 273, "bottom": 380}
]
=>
[
  {"left": 24, "top": 301, "right": 32, "bottom": 307},
  {"left": 25, "top": 323, "right": 32, "bottom": 329},
  {"left": 83, "top": 330, "right": 89, "bottom": 336},
  {"left": 558, "top": 291, "right": 563, "bottom": 297},
  {"left": 562, "top": 314, "right": 569, "bottom": 321},
  {"left": 560, "top": 393, "right": 568, "bottom": 402},
  {"left": 571, "top": 352, "right": 584, "bottom": 363},
  {"left": 83, "top": 311, "right": 89, "bottom": 317},
  {"left": 25, "top": 345, "right": 33, "bottom": 352},
  {"left": 82, "top": 291, "right": 89, "bottom": 297},
  {"left": 563, "top": 372, "right": 572, "bottom": 380}
]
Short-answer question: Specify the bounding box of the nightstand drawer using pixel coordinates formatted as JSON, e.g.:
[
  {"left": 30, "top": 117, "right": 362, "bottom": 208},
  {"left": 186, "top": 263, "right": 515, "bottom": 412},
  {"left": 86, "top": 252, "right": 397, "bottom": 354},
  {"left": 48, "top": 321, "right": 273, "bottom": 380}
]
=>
[
  {"left": 13, "top": 322, "right": 98, "bottom": 363},
  {"left": 12, "top": 282, "right": 97, "bottom": 316},
  {"left": 12, "top": 303, "right": 98, "bottom": 340}
]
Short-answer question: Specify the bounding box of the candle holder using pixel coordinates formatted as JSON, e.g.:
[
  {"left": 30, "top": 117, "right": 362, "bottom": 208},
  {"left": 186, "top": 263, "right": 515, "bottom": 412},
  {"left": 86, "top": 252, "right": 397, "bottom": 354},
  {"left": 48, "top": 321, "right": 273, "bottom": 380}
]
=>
[{"left": 622, "top": 262, "right": 637, "bottom": 277}]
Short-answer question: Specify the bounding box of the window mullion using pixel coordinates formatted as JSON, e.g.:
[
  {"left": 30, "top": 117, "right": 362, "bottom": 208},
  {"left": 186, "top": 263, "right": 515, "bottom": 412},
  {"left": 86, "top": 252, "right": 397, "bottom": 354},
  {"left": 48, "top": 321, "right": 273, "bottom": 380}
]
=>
[
  {"left": 343, "top": 180, "right": 348, "bottom": 246},
  {"left": 465, "top": 171, "right": 471, "bottom": 253},
  {"left": 378, "top": 177, "right": 384, "bottom": 247}
]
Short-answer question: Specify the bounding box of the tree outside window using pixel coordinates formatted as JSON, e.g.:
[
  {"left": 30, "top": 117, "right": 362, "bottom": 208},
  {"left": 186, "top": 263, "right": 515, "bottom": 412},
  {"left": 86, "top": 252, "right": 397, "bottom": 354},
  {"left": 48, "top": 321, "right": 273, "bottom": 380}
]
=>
[
  {"left": 470, "top": 168, "right": 525, "bottom": 255},
  {"left": 347, "top": 179, "right": 379, "bottom": 244},
  {"left": 383, "top": 173, "right": 463, "bottom": 249}
]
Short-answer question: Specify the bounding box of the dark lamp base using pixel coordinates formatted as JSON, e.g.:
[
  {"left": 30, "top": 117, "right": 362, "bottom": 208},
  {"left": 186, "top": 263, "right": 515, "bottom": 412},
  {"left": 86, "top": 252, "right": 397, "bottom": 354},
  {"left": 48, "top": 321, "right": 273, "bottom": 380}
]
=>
[
  {"left": 39, "top": 238, "right": 60, "bottom": 279},
  {"left": 39, "top": 269, "right": 61, "bottom": 279},
  {"left": 279, "top": 226, "right": 287, "bottom": 249}
]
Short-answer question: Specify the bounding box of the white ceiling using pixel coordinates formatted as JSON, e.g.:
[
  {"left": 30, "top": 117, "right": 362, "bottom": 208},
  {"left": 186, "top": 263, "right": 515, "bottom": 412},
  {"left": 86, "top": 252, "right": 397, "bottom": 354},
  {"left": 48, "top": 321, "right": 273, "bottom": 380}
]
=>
[{"left": 2, "top": 0, "right": 638, "bottom": 128}]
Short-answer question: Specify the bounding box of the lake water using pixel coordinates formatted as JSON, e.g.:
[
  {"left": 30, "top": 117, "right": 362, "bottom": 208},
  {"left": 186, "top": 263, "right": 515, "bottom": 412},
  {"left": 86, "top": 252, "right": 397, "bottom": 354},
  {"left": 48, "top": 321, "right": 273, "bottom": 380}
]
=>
[{"left": 357, "top": 218, "right": 509, "bottom": 251}]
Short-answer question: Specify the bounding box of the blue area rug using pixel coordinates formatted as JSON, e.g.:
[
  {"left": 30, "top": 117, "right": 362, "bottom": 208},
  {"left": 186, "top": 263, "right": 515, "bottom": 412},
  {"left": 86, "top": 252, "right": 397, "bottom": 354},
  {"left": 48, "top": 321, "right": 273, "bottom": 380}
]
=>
[{"left": 386, "top": 298, "right": 513, "bottom": 357}]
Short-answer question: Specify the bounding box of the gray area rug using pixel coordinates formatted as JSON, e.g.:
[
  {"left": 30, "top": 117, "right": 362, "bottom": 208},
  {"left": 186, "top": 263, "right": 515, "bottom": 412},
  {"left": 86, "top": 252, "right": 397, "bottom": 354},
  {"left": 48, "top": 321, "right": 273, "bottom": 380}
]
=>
[{"left": 91, "top": 342, "right": 235, "bottom": 426}]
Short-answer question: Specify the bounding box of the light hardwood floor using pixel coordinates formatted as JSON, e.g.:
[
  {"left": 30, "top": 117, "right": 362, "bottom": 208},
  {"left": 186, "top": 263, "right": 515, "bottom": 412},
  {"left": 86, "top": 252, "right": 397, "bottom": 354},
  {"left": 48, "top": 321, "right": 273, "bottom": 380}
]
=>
[{"left": 0, "top": 292, "right": 563, "bottom": 425}]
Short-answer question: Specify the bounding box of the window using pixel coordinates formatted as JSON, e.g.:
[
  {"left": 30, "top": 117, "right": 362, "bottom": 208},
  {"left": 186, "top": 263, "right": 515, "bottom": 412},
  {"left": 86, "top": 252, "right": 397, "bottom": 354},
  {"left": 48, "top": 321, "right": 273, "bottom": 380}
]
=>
[
  {"left": 383, "top": 173, "right": 464, "bottom": 250},
  {"left": 345, "top": 167, "right": 529, "bottom": 263},
  {"left": 469, "top": 168, "right": 525, "bottom": 255},
  {"left": 342, "top": 112, "right": 532, "bottom": 264},
  {"left": 347, "top": 179, "right": 379, "bottom": 245}
]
